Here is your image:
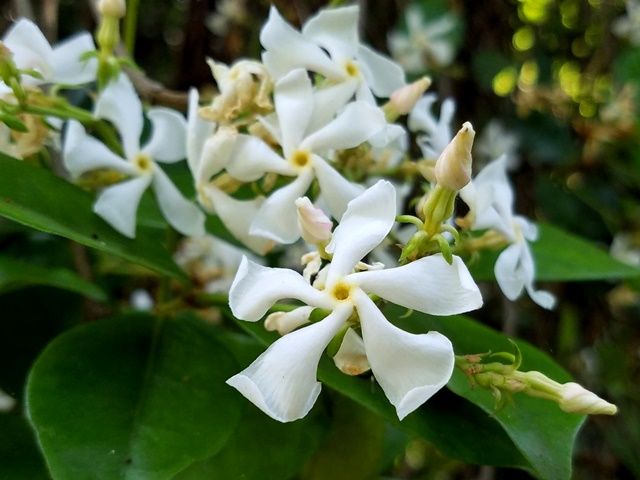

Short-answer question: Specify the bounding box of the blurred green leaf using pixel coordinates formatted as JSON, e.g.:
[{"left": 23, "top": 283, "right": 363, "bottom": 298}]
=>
[
  {"left": 469, "top": 223, "right": 640, "bottom": 282},
  {"left": 26, "top": 313, "right": 242, "bottom": 480},
  {"left": 0, "top": 255, "right": 106, "bottom": 301},
  {"left": 0, "top": 155, "right": 184, "bottom": 279},
  {"left": 0, "top": 414, "right": 49, "bottom": 480}
]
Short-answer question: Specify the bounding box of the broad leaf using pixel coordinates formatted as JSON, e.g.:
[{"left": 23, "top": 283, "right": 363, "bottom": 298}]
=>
[
  {"left": 0, "top": 255, "right": 106, "bottom": 301},
  {"left": 0, "top": 414, "right": 49, "bottom": 480},
  {"left": 469, "top": 222, "right": 640, "bottom": 282},
  {"left": 0, "top": 155, "right": 184, "bottom": 279},
  {"left": 27, "top": 314, "right": 242, "bottom": 480}
]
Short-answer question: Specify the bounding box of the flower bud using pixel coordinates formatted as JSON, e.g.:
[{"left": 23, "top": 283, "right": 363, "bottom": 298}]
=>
[
  {"left": 388, "top": 77, "right": 432, "bottom": 116},
  {"left": 98, "top": 0, "right": 126, "bottom": 18},
  {"left": 559, "top": 382, "right": 618, "bottom": 415},
  {"left": 264, "top": 306, "right": 314, "bottom": 336},
  {"left": 435, "top": 121, "right": 475, "bottom": 191},
  {"left": 295, "top": 197, "right": 332, "bottom": 244},
  {"left": 333, "top": 328, "right": 370, "bottom": 376}
]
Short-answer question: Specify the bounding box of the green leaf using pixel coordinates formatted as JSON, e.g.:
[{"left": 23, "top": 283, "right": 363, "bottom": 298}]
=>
[
  {"left": 469, "top": 223, "right": 640, "bottom": 282},
  {"left": 0, "top": 414, "right": 49, "bottom": 480},
  {"left": 26, "top": 313, "right": 242, "bottom": 480},
  {"left": 0, "top": 255, "right": 106, "bottom": 301},
  {"left": 0, "top": 155, "right": 184, "bottom": 279},
  {"left": 392, "top": 307, "right": 585, "bottom": 480}
]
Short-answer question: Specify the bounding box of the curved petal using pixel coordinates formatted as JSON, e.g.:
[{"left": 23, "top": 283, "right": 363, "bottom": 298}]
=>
[
  {"left": 349, "top": 254, "right": 483, "bottom": 316},
  {"left": 249, "top": 169, "right": 314, "bottom": 244},
  {"left": 186, "top": 88, "right": 215, "bottom": 175},
  {"left": 229, "top": 256, "right": 332, "bottom": 321},
  {"left": 51, "top": 32, "right": 97, "bottom": 85},
  {"left": 63, "top": 120, "right": 135, "bottom": 178},
  {"left": 195, "top": 127, "right": 237, "bottom": 184},
  {"left": 226, "top": 302, "right": 352, "bottom": 423},
  {"left": 302, "top": 6, "right": 359, "bottom": 62},
  {"left": 260, "top": 7, "right": 344, "bottom": 81},
  {"left": 152, "top": 168, "right": 205, "bottom": 236},
  {"left": 3, "top": 19, "right": 53, "bottom": 80},
  {"left": 355, "top": 290, "right": 454, "bottom": 420},
  {"left": 302, "top": 101, "right": 386, "bottom": 152},
  {"left": 226, "top": 134, "right": 295, "bottom": 181},
  {"left": 93, "top": 175, "right": 152, "bottom": 238},
  {"left": 308, "top": 81, "right": 358, "bottom": 134},
  {"left": 325, "top": 180, "right": 396, "bottom": 284},
  {"left": 201, "top": 185, "right": 274, "bottom": 255},
  {"left": 494, "top": 243, "right": 525, "bottom": 301},
  {"left": 356, "top": 44, "right": 406, "bottom": 97},
  {"left": 143, "top": 107, "right": 187, "bottom": 163},
  {"left": 274, "top": 69, "right": 314, "bottom": 157},
  {"left": 312, "top": 156, "right": 364, "bottom": 220},
  {"left": 94, "top": 75, "right": 142, "bottom": 159},
  {"left": 333, "top": 327, "right": 370, "bottom": 375},
  {"left": 264, "top": 306, "right": 314, "bottom": 335}
]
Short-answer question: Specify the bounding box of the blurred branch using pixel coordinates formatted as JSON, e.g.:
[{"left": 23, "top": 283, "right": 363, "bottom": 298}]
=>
[
  {"left": 41, "top": 0, "right": 59, "bottom": 42},
  {"left": 11, "top": 0, "right": 34, "bottom": 19}
]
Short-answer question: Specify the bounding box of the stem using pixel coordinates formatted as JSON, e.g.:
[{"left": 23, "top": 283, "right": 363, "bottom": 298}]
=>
[{"left": 124, "top": 0, "right": 140, "bottom": 56}]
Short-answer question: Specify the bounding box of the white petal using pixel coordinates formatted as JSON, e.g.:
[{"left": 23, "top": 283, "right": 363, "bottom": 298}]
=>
[
  {"left": 3, "top": 19, "right": 53, "bottom": 80},
  {"left": 186, "top": 88, "right": 215, "bottom": 175},
  {"left": 249, "top": 169, "right": 314, "bottom": 244},
  {"left": 354, "top": 290, "right": 454, "bottom": 420},
  {"left": 260, "top": 7, "right": 343, "bottom": 81},
  {"left": 274, "top": 69, "right": 314, "bottom": 156},
  {"left": 333, "top": 328, "right": 370, "bottom": 375},
  {"left": 226, "top": 134, "right": 295, "bottom": 181},
  {"left": 195, "top": 127, "right": 237, "bottom": 185},
  {"left": 93, "top": 175, "right": 152, "bottom": 238},
  {"left": 51, "top": 32, "right": 97, "bottom": 85},
  {"left": 494, "top": 243, "right": 526, "bottom": 301},
  {"left": 143, "top": 107, "right": 187, "bottom": 163},
  {"left": 265, "top": 306, "right": 314, "bottom": 335},
  {"left": 151, "top": 168, "right": 205, "bottom": 236},
  {"left": 200, "top": 185, "right": 274, "bottom": 255},
  {"left": 308, "top": 81, "right": 358, "bottom": 134},
  {"left": 325, "top": 180, "right": 396, "bottom": 284},
  {"left": 229, "top": 257, "right": 332, "bottom": 321},
  {"left": 349, "top": 254, "right": 483, "bottom": 316},
  {"left": 94, "top": 75, "right": 143, "bottom": 159},
  {"left": 226, "top": 302, "right": 352, "bottom": 423},
  {"left": 63, "top": 120, "right": 135, "bottom": 178},
  {"left": 356, "top": 44, "right": 406, "bottom": 97},
  {"left": 311, "top": 156, "right": 364, "bottom": 220},
  {"left": 302, "top": 6, "right": 359, "bottom": 62},
  {"left": 302, "top": 101, "right": 386, "bottom": 152}
]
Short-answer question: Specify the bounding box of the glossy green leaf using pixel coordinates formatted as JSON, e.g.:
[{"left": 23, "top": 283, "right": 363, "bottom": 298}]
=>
[
  {"left": 392, "top": 306, "right": 585, "bottom": 480},
  {"left": 26, "top": 313, "right": 242, "bottom": 480},
  {"left": 469, "top": 222, "right": 640, "bottom": 282},
  {"left": 0, "top": 255, "right": 106, "bottom": 301},
  {"left": 0, "top": 155, "right": 184, "bottom": 279}
]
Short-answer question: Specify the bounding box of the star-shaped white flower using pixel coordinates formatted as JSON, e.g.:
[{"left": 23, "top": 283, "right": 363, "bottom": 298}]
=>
[
  {"left": 64, "top": 75, "right": 205, "bottom": 238},
  {"left": 460, "top": 155, "right": 556, "bottom": 310},
  {"left": 227, "top": 180, "right": 483, "bottom": 422},
  {"left": 260, "top": 5, "right": 405, "bottom": 104},
  {"left": 1, "top": 18, "right": 96, "bottom": 93},
  {"left": 408, "top": 93, "right": 456, "bottom": 160},
  {"left": 223, "top": 67, "right": 386, "bottom": 244}
]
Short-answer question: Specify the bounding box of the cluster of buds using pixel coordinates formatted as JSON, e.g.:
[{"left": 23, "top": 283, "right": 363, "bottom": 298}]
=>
[{"left": 95, "top": 0, "right": 126, "bottom": 88}]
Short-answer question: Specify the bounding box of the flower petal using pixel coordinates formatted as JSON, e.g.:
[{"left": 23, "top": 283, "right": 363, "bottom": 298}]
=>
[
  {"left": 152, "top": 167, "right": 205, "bottom": 236},
  {"left": 226, "top": 302, "right": 352, "bottom": 423},
  {"left": 494, "top": 242, "right": 525, "bottom": 301},
  {"left": 93, "top": 175, "right": 152, "bottom": 238},
  {"left": 186, "top": 88, "right": 215, "bottom": 175},
  {"left": 143, "top": 107, "right": 187, "bottom": 163},
  {"left": 356, "top": 44, "right": 406, "bottom": 98},
  {"left": 229, "top": 256, "right": 332, "bottom": 321},
  {"left": 249, "top": 169, "right": 314, "bottom": 244},
  {"left": 63, "top": 120, "right": 135, "bottom": 178},
  {"left": 301, "top": 6, "right": 359, "bottom": 62},
  {"left": 94, "top": 75, "right": 143, "bottom": 159},
  {"left": 301, "top": 101, "right": 386, "bottom": 152},
  {"left": 226, "top": 134, "right": 295, "bottom": 181},
  {"left": 354, "top": 290, "right": 454, "bottom": 420},
  {"left": 51, "top": 32, "right": 96, "bottom": 85},
  {"left": 307, "top": 81, "right": 358, "bottom": 134},
  {"left": 3, "top": 19, "right": 53, "bottom": 81},
  {"left": 325, "top": 180, "right": 396, "bottom": 284},
  {"left": 312, "top": 156, "right": 364, "bottom": 220},
  {"left": 264, "top": 306, "right": 314, "bottom": 335},
  {"left": 333, "top": 328, "right": 370, "bottom": 375},
  {"left": 349, "top": 254, "right": 483, "bottom": 316},
  {"left": 274, "top": 69, "right": 314, "bottom": 157},
  {"left": 195, "top": 127, "right": 237, "bottom": 185}
]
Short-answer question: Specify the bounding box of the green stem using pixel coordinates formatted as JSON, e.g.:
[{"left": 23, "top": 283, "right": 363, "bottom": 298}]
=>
[{"left": 124, "top": 0, "right": 140, "bottom": 56}]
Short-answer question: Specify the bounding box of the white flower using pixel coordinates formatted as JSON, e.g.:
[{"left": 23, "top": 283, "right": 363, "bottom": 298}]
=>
[
  {"left": 295, "top": 197, "right": 333, "bottom": 244},
  {"left": 0, "top": 18, "right": 96, "bottom": 93},
  {"left": 389, "top": 6, "right": 458, "bottom": 73},
  {"left": 409, "top": 93, "right": 456, "bottom": 160},
  {"left": 475, "top": 120, "right": 520, "bottom": 170},
  {"left": 227, "top": 180, "right": 483, "bottom": 422},
  {"left": 186, "top": 88, "right": 274, "bottom": 255},
  {"left": 460, "top": 156, "right": 556, "bottom": 310},
  {"left": 610, "top": 233, "right": 640, "bottom": 267},
  {"left": 613, "top": 0, "right": 640, "bottom": 46},
  {"left": 0, "top": 388, "right": 16, "bottom": 413},
  {"left": 223, "top": 67, "right": 386, "bottom": 244},
  {"left": 63, "top": 75, "right": 205, "bottom": 238},
  {"left": 260, "top": 5, "right": 405, "bottom": 103},
  {"left": 130, "top": 289, "right": 154, "bottom": 311}
]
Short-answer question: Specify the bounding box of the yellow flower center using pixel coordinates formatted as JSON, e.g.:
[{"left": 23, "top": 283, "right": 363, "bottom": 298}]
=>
[
  {"left": 133, "top": 153, "right": 153, "bottom": 173},
  {"left": 290, "top": 149, "right": 311, "bottom": 168},
  {"left": 331, "top": 281, "right": 352, "bottom": 301},
  {"left": 344, "top": 61, "right": 359, "bottom": 78}
]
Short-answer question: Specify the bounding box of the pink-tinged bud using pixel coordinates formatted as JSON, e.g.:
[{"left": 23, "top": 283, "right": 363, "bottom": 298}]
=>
[
  {"left": 389, "top": 77, "right": 432, "bottom": 116},
  {"left": 295, "top": 197, "right": 333, "bottom": 244},
  {"left": 559, "top": 382, "right": 618, "bottom": 415},
  {"left": 98, "top": 0, "right": 126, "bottom": 17},
  {"left": 333, "top": 329, "right": 370, "bottom": 376},
  {"left": 264, "top": 306, "right": 313, "bottom": 336},
  {"left": 435, "top": 121, "right": 475, "bottom": 191}
]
